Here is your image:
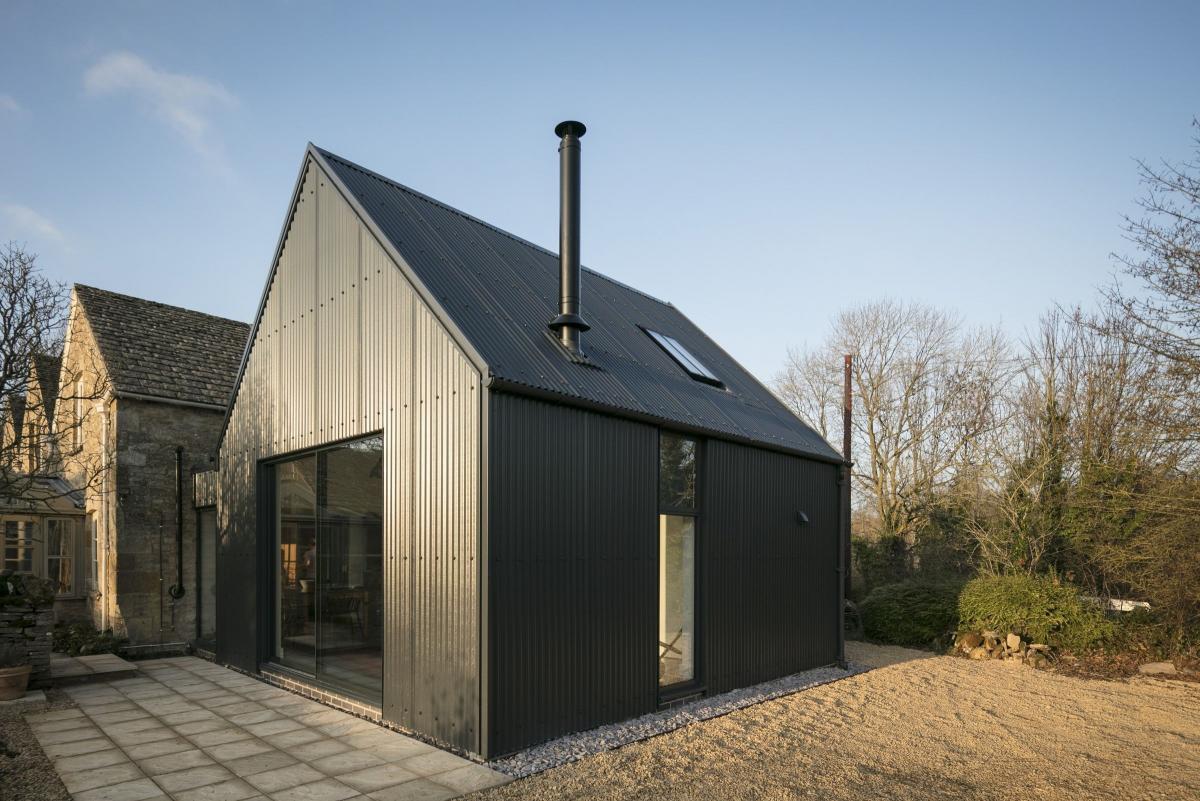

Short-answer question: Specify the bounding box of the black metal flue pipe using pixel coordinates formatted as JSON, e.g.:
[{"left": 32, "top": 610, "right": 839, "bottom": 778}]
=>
[{"left": 548, "top": 120, "right": 590, "bottom": 353}]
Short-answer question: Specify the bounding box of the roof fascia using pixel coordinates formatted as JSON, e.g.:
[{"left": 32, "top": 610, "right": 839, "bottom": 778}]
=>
[
  {"left": 55, "top": 292, "right": 113, "bottom": 433},
  {"left": 58, "top": 295, "right": 78, "bottom": 396},
  {"left": 485, "top": 376, "right": 845, "bottom": 466},
  {"left": 314, "top": 147, "right": 673, "bottom": 308},
  {"left": 218, "top": 145, "right": 492, "bottom": 448},
  {"left": 217, "top": 146, "right": 330, "bottom": 446},
  {"left": 666, "top": 301, "right": 842, "bottom": 460}
]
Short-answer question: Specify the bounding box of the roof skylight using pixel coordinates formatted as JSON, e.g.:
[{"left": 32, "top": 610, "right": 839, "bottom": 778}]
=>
[{"left": 643, "top": 328, "right": 723, "bottom": 387}]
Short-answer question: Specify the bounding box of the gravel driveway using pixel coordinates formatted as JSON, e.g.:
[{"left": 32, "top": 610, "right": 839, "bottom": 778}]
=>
[{"left": 467, "top": 642, "right": 1200, "bottom": 801}]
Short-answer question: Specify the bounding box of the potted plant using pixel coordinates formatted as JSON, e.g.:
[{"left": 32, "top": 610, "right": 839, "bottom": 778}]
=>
[{"left": 0, "top": 641, "right": 30, "bottom": 701}]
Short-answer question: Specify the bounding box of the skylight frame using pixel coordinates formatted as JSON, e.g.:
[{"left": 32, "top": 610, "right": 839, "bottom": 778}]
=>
[{"left": 643, "top": 328, "right": 724, "bottom": 387}]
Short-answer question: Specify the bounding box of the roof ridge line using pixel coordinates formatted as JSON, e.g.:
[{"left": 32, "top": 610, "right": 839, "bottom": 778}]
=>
[
  {"left": 314, "top": 147, "right": 675, "bottom": 307},
  {"left": 73, "top": 283, "right": 251, "bottom": 328}
]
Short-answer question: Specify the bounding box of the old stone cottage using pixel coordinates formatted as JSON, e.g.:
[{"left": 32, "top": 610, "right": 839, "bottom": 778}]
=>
[
  {"left": 1, "top": 353, "right": 88, "bottom": 623},
  {"left": 3, "top": 285, "right": 249, "bottom": 648}
]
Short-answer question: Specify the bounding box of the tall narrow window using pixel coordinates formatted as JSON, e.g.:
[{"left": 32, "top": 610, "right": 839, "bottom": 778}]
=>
[
  {"left": 46, "top": 519, "right": 74, "bottom": 596},
  {"left": 73, "top": 380, "right": 84, "bottom": 450},
  {"left": 659, "top": 433, "right": 699, "bottom": 690},
  {"left": 26, "top": 423, "right": 39, "bottom": 473},
  {"left": 88, "top": 514, "right": 98, "bottom": 593}
]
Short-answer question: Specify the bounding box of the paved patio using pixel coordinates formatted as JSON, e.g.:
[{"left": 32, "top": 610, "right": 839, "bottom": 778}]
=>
[
  {"left": 51, "top": 652, "right": 139, "bottom": 684},
  {"left": 24, "top": 656, "right": 509, "bottom": 801}
]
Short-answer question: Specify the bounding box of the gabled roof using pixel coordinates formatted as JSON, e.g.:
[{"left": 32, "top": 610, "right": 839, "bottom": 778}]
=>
[
  {"left": 32, "top": 354, "right": 61, "bottom": 420},
  {"left": 1, "top": 355, "right": 58, "bottom": 442},
  {"left": 313, "top": 147, "right": 839, "bottom": 461},
  {"left": 73, "top": 285, "right": 250, "bottom": 409},
  {"left": 4, "top": 395, "right": 26, "bottom": 441}
]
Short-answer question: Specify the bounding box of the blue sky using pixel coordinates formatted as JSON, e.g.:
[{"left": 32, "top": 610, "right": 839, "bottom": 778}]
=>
[{"left": 1, "top": 2, "right": 1197, "bottom": 382}]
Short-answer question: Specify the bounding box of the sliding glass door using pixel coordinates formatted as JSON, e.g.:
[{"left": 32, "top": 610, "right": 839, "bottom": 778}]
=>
[
  {"left": 274, "top": 435, "right": 384, "bottom": 703},
  {"left": 277, "top": 456, "right": 317, "bottom": 673},
  {"left": 316, "top": 439, "right": 385, "bottom": 700}
]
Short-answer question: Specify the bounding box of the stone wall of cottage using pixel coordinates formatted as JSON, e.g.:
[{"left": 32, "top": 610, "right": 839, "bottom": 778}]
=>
[
  {"left": 57, "top": 298, "right": 118, "bottom": 633},
  {"left": 0, "top": 605, "right": 53, "bottom": 689},
  {"left": 111, "top": 398, "right": 222, "bottom": 645},
  {"left": 59, "top": 295, "right": 226, "bottom": 647}
]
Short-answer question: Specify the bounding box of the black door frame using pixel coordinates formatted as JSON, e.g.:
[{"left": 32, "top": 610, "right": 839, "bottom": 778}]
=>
[{"left": 256, "top": 432, "right": 385, "bottom": 705}]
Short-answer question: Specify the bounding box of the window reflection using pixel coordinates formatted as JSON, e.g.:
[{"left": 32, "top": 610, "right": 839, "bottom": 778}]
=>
[
  {"left": 277, "top": 455, "right": 317, "bottom": 674},
  {"left": 317, "top": 438, "right": 384, "bottom": 701},
  {"left": 46, "top": 519, "right": 74, "bottom": 595},
  {"left": 274, "top": 436, "right": 383, "bottom": 703},
  {"left": 659, "top": 434, "right": 696, "bottom": 510},
  {"left": 659, "top": 514, "right": 695, "bottom": 687},
  {"left": 2, "top": 520, "right": 35, "bottom": 573}
]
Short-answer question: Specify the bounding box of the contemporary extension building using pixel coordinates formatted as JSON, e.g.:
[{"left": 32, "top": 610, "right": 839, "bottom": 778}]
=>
[{"left": 217, "top": 123, "right": 845, "bottom": 759}]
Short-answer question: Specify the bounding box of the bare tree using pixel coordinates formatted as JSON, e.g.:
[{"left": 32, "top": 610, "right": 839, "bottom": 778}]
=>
[
  {"left": 775, "top": 299, "right": 1013, "bottom": 544},
  {"left": 774, "top": 346, "right": 841, "bottom": 442},
  {"left": 1105, "top": 119, "right": 1200, "bottom": 442},
  {"left": 775, "top": 122, "right": 1200, "bottom": 641},
  {"left": 0, "top": 242, "right": 110, "bottom": 505}
]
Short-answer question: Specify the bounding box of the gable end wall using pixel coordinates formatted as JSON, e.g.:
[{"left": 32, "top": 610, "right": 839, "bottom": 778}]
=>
[{"left": 218, "top": 158, "right": 482, "bottom": 753}]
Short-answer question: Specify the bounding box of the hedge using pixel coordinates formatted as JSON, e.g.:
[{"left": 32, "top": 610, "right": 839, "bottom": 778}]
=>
[
  {"left": 956, "top": 574, "right": 1113, "bottom": 651},
  {"left": 859, "top": 579, "right": 962, "bottom": 647}
]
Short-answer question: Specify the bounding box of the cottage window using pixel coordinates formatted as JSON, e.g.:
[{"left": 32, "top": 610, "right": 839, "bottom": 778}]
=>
[
  {"left": 73, "top": 380, "right": 84, "bottom": 450},
  {"left": 2, "top": 520, "right": 36, "bottom": 573},
  {"left": 659, "top": 432, "right": 700, "bottom": 691},
  {"left": 87, "top": 514, "right": 98, "bottom": 593},
  {"left": 26, "top": 422, "right": 39, "bottom": 472},
  {"left": 45, "top": 518, "right": 74, "bottom": 596}
]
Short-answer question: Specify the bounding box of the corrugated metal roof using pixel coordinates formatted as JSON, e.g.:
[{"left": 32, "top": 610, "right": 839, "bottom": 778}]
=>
[
  {"left": 74, "top": 285, "right": 251, "bottom": 408},
  {"left": 315, "top": 147, "right": 839, "bottom": 461}
]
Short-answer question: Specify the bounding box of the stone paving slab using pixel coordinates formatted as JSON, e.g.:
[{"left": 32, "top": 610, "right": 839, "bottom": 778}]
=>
[
  {"left": 51, "top": 653, "right": 140, "bottom": 684},
  {"left": 26, "top": 655, "right": 509, "bottom": 800}
]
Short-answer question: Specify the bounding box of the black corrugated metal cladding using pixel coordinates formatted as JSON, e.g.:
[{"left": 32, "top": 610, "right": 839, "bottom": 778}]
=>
[
  {"left": 486, "top": 393, "right": 840, "bottom": 757},
  {"left": 487, "top": 392, "right": 658, "bottom": 757},
  {"left": 318, "top": 149, "right": 840, "bottom": 461},
  {"left": 703, "top": 441, "right": 840, "bottom": 693}
]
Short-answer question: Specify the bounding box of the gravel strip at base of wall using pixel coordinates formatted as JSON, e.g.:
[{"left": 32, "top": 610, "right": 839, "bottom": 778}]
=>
[{"left": 490, "top": 661, "right": 868, "bottom": 778}]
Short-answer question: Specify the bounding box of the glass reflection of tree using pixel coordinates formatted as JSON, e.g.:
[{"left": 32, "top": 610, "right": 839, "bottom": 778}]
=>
[{"left": 660, "top": 434, "right": 696, "bottom": 510}]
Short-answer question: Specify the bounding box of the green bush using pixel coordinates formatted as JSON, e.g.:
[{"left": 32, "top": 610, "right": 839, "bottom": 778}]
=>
[
  {"left": 956, "top": 574, "right": 1113, "bottom": 651},
  {"left": 0, "top": 571, "right": 57, "bottom": 609},
  {"left": 52, "top": 623, "right": 127, "bottom": 657},
  {"left": 851, "top": 535, "right": 910, "bottom": 600},
  {"left": 859, "top": 579, "right": 962, "bottom": 647}
]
